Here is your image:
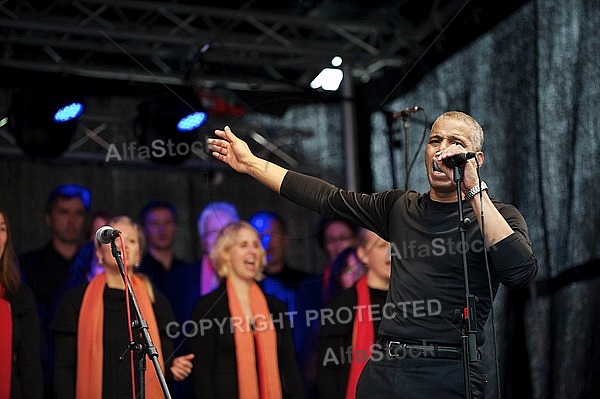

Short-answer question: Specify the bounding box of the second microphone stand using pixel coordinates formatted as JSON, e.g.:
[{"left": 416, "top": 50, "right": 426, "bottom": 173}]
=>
[
  {"left": 386, "top": 113, "right": 413, "bottom": 191},
  {"left": 110, "top": 239, "right": 172, "bottom": 399},
  {"left": 453, "top": 165, "right": 478, "bottom": 399}
]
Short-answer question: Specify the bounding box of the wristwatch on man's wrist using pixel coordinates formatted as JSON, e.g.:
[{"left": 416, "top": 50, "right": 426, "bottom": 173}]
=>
[{"left": 464, "top": 181, "right": 488, "bottom": 202}]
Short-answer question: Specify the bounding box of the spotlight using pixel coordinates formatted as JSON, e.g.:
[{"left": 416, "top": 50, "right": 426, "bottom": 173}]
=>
[
  {"left": 8, "top": 89, "right": 84, "bottom": 157},
  {"left": 177, "top": 111, "right": 207, "bottom": 132},
  {"left": 310, "top": 56, "right": 344, "bottom": 91},
  {"left": 54, "top": 102, "right": 85, "bottom": 122},
  {"left": 310, "top": 68, "right": 343, "bottom": 91},
  {"left": 135, "top": 87, "right": 208, "bottom": 164}
]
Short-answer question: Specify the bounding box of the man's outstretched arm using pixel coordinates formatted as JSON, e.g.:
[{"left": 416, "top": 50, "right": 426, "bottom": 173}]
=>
[{"left": 208, "top": 126, "right": 288, "bottom": 193}]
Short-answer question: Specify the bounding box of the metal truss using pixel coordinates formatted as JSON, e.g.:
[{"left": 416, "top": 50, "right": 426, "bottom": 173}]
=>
[
  {"left": 0, "top": 0, "right": 459, "bottom": 92},
  {"left": 0, "top": 0, "right": 528, "bottom": 170}
]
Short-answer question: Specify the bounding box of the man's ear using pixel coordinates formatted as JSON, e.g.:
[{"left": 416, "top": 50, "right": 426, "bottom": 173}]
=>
[{"left": 476, "top": 151, "right": 485, "bottom": 167}]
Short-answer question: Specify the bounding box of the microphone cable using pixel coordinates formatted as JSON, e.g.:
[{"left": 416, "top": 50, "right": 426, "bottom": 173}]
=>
[{"left": 473, "top": 157, "right": 502, "bottom": 398}]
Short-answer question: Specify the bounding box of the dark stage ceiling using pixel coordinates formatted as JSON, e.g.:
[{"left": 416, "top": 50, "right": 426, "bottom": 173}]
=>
[{"left": 0, "top": 0, "right": 530, "bottom": 111}]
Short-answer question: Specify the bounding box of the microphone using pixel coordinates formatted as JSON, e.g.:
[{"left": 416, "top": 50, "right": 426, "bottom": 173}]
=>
[
  {"left": 442, "top": 152, "right": 477, "bottom": 168},
  {"left": 96, "top": 226, "right": 121, "bottom": 244},
  {"left": 393, "top": 106, "right": 421, "bottom": 119}
]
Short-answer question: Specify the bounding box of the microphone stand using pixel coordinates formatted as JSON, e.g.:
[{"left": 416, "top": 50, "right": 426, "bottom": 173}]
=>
[
  {"left": 453, "top": 165, "right": 478, "bottom": 399},
  {"left": 400, "top": 115, "right": 410, "bottom": 190},
  {"left": 110, "top": 239, "right": 172, "bottom": 399},
  {"left": 385, "top": 111, "right": 400, "bottom": 189},
  {"left": 387, "top": 112, "right": 413, "bottom": 190}
]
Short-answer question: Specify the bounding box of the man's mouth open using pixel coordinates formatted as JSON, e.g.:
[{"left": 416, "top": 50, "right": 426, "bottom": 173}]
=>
[{"left": 432, "top": 161, "right": 445, "bottom": 176}]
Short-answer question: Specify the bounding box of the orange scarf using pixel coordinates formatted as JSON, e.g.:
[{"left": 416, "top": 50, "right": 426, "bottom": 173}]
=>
[
  {"left": 0, "top": 285, "right": 12, "bottom": 399},
  {"left": 226, "top": 278, "right": 282, "bottom": 399},
  {"left": 76, "top": 273, "right": 165, "bottom": 399},
  {"left": 345, "top": 276, "right": 374, "bottom": 399}
]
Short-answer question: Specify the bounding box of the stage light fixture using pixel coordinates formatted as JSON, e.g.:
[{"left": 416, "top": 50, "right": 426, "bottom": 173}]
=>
[
  {"left": 177, "top": 111, "right": 207, "bottom": 132},
  {"left": 8, "top": 89, "right": 84, "bottom": 157},
  {"left": 54, "top": 102, "right": 85, "bottom": 122},
  {"left": 310, "top": 56, "right": 344, "bottom": 91},
  {"left": 135, "top": 88, "right": 208, "bottom": 165}
]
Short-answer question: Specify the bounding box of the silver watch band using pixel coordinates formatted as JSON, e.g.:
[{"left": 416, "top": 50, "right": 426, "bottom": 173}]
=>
[{"left": 464, "top": 181, "right": 488, "bottom": 202}]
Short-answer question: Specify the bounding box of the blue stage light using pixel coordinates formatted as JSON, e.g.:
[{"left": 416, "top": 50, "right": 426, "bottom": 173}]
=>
[
  {"left": 9, "top": 89, "right": 83, "bottom": 157},
  {"left": 136, "top": 88, "right": 208, "bottom": 164},
  {"left": 177, "top": 111, "right": 207, "bottom": 132},
  {"left": 54, "top": 102, "right": 84, "bottom": 122},
  {"left": 248, "top": 212, "right": 274, "bottom": 251}
]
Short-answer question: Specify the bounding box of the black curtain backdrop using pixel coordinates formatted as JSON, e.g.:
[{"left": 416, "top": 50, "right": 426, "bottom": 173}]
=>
[
  {"left": 376, "top": 1, "right": 599, "bottom": 398},
  {"left": 0, "top": 0, "right": 598, "bottom": 398}
]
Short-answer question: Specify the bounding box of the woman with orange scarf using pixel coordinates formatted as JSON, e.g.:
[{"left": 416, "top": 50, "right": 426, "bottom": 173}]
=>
[
  {"left": 52, "top": 215, "right": 194, "bottom": 399},
  {"left": 189, "top": 221, "right": 303, "bottom": 399},
  {"left": 317, "top": 228, "right": 391, "bottom": 399},
  {"left": 0, "top": 210, "right": 43, "bottom": 399}
]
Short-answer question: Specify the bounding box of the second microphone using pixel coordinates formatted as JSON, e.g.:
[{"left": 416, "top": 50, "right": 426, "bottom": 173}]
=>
[{"left": 96, "top": 226, "right": 121, "bottom": 244}]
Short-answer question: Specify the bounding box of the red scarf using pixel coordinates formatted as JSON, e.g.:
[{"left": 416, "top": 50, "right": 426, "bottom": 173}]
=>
[
  {"left": 322, "top": 261, "right": 333, "bottom": 303},
  {"left": 345, "top": 276, "right": 374, "bottom": 399},
  {"left": 226, "top": 278, "right": 282, "bottom": 399},
  {"left": 76, "top": 273, "right": 165, "bottom": 399},
  {"left": 0, "top": 285, "right": 12, "bottom": 399}
]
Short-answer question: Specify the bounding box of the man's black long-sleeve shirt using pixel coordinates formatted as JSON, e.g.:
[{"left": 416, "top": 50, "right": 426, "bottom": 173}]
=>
[{"left": 281, "top": 171, "right": 537, "bottom": 346}]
